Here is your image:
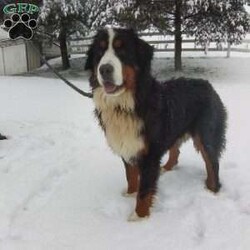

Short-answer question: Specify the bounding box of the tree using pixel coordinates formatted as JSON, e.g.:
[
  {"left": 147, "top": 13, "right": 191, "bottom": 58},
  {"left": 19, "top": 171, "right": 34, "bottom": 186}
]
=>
[
  {"left": 185, "top": 1, "right": 250, "bottom": 48},
  {"left": 82, "top": 0, "right": 114, "bottom": 29},
  {"left": 39, "top": 0, "right": 85, "bottom": 69},
  {"left": 114, "top": 0, "right": 250, "bottom": 71},
  {"left": 39, "top": 0, "right": 112, "bottom": 69}
]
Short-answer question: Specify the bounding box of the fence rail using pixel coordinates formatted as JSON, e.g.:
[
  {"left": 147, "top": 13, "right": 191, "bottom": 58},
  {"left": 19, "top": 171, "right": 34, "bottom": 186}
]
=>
[{"left": 67, "top": 33, "right": 250, "bottom": 55}]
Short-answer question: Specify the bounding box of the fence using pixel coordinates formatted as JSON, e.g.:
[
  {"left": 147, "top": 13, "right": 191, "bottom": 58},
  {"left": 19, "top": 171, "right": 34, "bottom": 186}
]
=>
[{"left": 68, "top": 32, "right": 250, "bottom": 55}]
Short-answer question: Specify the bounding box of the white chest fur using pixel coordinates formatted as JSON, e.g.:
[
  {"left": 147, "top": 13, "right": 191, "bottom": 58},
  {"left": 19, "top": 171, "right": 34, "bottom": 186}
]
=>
[{"left": 93, "top": 88, "right": 145, "bottom": 163}]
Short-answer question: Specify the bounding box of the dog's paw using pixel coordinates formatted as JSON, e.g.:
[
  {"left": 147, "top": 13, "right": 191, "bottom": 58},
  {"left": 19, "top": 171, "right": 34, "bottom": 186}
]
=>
[
  {"left": 160, "top": 166, "right": 173, "bottom": 175},
  {"left": 128, "top": 211, "right": 149, "bottom": 222},
  {"left": 160, "top": 167, "right": 167, "bottom": 175},
  {"left": 122, "top": 190, "right": 137, "bottom": 198}
]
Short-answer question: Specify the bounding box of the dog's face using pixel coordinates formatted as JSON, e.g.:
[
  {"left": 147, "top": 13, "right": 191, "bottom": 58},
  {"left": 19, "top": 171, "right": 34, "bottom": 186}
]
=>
[{"left": 85, "top": 28, "right": 153, "bottom": 96}]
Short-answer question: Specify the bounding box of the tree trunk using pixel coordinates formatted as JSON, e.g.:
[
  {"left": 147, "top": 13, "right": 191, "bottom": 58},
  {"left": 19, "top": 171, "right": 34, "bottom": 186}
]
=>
[
  {"left": 59, "top": 29, "right": 70, "bottom": 70},
  {"left": 227, "top": 42, "right": 231, "bottom": 58},
  {"left": 174, "top": 0, "right": 182, "bottom": 71},
  {"left": 204, "top": 41, "right": 209, "bottom": 55}
]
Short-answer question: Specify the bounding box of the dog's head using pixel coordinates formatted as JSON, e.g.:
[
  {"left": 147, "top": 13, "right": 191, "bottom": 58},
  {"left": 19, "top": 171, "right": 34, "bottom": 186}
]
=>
[{"left": 85, "top": 28, "right": 153, "bottom": 96}]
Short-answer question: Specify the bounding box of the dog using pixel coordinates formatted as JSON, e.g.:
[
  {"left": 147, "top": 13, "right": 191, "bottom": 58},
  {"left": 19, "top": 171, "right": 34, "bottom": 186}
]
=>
[{"left": 85, "top": 28, "right": 227, "bottom": 221}]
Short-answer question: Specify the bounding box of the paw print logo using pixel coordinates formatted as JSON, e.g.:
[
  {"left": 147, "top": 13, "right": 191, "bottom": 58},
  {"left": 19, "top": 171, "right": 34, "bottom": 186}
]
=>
[{"left": 3, "top": 13, "right": 37, "bottom": 40}]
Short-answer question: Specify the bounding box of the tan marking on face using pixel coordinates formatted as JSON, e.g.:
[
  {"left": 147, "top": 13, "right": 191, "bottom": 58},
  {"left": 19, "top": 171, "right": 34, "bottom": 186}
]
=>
[
  {"left": 122, "top": 65, "right": 137, "bottom": 90},
  {"left": 93, "top": 87, "right": 145, "bottom": 162}
]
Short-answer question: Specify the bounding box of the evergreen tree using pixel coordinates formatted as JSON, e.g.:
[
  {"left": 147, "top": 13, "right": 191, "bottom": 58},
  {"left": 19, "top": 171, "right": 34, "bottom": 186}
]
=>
[
  {"left": 39, "top": 0, "right": 112, "bottom": 69},
  {"left": 185, "top": 1, "right": 250, "bottom": 47},
  {"left": 39, "top": 0, "right": 85, "bottom": 69},
  {"left": 83, "top": 0, "right": 114, "bottom": 29},
  {"left": 115, "top": 0, "right": 250, "bottom": 71}
]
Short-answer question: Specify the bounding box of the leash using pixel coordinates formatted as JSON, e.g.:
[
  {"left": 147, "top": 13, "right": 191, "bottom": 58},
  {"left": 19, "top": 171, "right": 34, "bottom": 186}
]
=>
[{"left": 30, "top": 37, "right": 93, "bottom": 99}]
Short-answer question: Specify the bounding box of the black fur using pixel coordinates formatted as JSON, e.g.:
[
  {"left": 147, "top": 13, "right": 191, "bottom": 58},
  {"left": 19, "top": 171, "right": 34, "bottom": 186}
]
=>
[
  {"left": 85, "top": 28, "right": 227, "bottom": 203},
  {"left": 136, "top": 77, "right": 226, "bottom": 196},
  {"left": 0, "top": 133, "right": 7, "bottom": 140}
]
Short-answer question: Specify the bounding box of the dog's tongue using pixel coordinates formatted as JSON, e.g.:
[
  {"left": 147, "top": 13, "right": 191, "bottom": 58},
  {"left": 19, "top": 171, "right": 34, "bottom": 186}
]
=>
[{"left": 104, "top": 82, "right": 117, "bottom": 93}]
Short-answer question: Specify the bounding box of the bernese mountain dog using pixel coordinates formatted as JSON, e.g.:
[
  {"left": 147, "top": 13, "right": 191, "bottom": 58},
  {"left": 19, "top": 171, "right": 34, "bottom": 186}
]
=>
[{"left": 85, "top": 28, "right": 227, "bottom": 221}]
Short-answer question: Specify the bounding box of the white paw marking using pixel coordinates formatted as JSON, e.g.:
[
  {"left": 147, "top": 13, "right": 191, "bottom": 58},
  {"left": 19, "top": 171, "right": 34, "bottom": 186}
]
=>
[
  {"left": 160, "top": 167, "right": 167, "bottom": 175},
  {"left": 128, "top": 211, "right": 149, "bottom": 222},
  {"left": 122, "top": 190, "right": 137, "bottom": 198}
]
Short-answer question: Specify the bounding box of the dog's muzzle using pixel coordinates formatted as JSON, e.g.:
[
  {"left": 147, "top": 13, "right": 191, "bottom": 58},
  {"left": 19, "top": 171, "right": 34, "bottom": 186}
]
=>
[
  {"left": 99, "top": 63, "right": 114, "bottom": 82},
  {"left": 98, "top": 63, "right": 123, "bottom": 94}
]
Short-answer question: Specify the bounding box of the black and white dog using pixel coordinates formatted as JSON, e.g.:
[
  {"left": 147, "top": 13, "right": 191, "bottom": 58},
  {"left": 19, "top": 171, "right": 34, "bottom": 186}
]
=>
[{"left": 85, "top": 28, "right": 227, "bottom": 221}]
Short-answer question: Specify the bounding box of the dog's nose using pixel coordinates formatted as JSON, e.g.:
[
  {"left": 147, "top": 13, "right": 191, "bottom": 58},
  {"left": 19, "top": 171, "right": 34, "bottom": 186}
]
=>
[{"left": 99, "top": 64, "right": 114, "bottom": 79}]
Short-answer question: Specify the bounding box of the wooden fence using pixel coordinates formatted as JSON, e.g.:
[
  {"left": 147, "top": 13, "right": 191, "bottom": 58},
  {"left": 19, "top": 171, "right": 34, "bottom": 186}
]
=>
[{"left": 68, "top": 32, "right": 250, "bottom": 55}]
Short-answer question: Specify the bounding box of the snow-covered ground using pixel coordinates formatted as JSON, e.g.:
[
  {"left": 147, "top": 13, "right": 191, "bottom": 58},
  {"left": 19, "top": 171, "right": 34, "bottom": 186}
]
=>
[{"left": 0, "top": 55, "right": 250, "bottom": 250}]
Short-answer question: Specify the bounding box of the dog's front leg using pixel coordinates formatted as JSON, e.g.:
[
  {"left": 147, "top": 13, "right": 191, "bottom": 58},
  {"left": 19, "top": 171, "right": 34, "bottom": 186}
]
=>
[
  {"left": 129, "top": 151, "right": 161, "bottom": 221},
  {"left": 122, "top": 159, "right": 139, "bottom": 196}
]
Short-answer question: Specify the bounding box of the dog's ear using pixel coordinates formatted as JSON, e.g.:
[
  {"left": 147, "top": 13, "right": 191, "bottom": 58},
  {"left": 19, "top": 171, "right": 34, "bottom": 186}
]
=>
[
  {"left": 136, "top": 37, "right": 154, "bottom": 70},
  {"left": 85, "top": 44, "right": 94, "bottom": 71}
]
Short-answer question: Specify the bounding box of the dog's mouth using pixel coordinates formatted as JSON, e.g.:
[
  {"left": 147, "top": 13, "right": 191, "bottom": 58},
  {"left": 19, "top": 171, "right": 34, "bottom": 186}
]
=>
[{"left": 103, "top": 82, "right": 123, "bottom": 94}]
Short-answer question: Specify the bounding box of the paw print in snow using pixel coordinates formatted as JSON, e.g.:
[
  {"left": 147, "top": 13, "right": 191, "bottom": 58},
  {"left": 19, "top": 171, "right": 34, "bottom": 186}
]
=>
[{"left": 3, "top": 13, "right": 37, "bottom": 40}]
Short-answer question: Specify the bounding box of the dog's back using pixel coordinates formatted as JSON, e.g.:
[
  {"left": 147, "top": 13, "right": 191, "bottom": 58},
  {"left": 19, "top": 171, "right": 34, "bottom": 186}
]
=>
[
  {"left": 160, "top": 78, "right": 227, "bottom": 165},
  {"left": 161, "top": 78, "right": 226, "bottom": 153}
]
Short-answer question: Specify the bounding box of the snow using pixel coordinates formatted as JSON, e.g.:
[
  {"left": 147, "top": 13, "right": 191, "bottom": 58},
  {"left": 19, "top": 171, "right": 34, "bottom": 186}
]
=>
[
  {"left": 0, "top": 55, "right": 250, "bottom": 250},
  {"left": 0, "top": 29, "right": 9, "bottom": 41},
  {"left": 245, "top": 4, "right": 250, "bottom": 14}
]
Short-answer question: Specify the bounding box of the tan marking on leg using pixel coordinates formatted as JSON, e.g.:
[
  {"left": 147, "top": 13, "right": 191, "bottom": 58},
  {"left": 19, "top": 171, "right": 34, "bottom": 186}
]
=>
[
  {"left": 193, "top": 135, "right": 218, "bottom": 192},
  {"left": 161, "top": 135, "right": 189, "bottom": 174},
  {"left": 125, "top": 164, "right": 139, "bottom": 195},
  {"left": 135, "top": 192, "right": 154, "bottom": 218},
  {"left": 162, "top": 144, "right": 180, "bottom": 172}
]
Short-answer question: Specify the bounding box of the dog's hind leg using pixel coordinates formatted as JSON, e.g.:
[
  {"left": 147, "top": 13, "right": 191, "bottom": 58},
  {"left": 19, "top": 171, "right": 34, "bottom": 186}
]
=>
[
  {"left": 193, "top": 135, "right": 221, "bottom": 193},
  {"left": 161, "top": 143, "right": 180, "bottom": 173},
  {"left": 192, "top": 86, "right": 226, "bottom": 193}
]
